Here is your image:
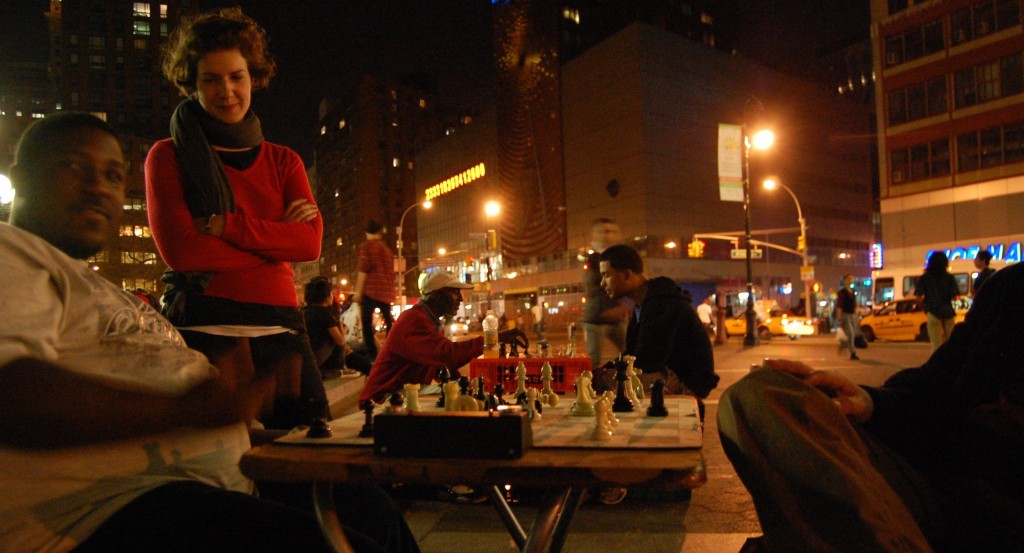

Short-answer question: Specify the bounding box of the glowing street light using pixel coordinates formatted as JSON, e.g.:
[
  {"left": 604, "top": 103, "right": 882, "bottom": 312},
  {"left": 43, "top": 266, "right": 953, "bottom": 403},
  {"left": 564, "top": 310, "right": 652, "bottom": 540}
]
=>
[
  {"left": 396, "top": 199, "right": 432, "bottom": 310},
  {"left": 742, "top": 125, "right": 774, "bottom": 346},
  {"left": 763, "top": 177, "right": 813, "bottom": 318}
]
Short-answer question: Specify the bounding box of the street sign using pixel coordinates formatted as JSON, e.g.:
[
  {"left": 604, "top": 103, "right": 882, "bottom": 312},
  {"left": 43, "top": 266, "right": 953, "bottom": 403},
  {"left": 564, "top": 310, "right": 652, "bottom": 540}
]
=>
[
  {"left": 800, "top": 266, "right": 815, "bottom": 281},
  {"left": 730, "top": 248, "right": 763, "bottom": 259}
]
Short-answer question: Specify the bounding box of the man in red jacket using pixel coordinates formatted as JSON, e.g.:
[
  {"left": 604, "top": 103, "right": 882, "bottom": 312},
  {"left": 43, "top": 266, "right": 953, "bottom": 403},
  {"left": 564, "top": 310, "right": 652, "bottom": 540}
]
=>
[{"left": 360, "top": 271, "right": 483, "bottom": 404}]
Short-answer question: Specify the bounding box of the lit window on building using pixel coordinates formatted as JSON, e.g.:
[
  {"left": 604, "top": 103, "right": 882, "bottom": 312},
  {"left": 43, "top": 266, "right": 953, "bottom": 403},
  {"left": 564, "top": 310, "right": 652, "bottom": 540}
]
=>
[
  {"left": 418, "top": 99, "right": 426, "bottom": 108},
  {"left": 562, "top": 8, "right": 580, "bottom": 24},
  {"left": 392, "top": 157, "right": 400, "bottom": 167},
  {"left": 160, "top": 4, "right": 168, "bottom": 17},
  {"left": 338, "top": 119, "right": 346, "bottom": 129},
  {"left": 121, "top": 251, "right": 159, "bottom": 265},
  {"left": 133, "top": 2, "right": 151, "bottom": 17},
  {"left": 320, "top": 126, "right": 326, "bottom": 135},
  {"left": 134, "top": 21, "right": 151, "bottom": 36}
]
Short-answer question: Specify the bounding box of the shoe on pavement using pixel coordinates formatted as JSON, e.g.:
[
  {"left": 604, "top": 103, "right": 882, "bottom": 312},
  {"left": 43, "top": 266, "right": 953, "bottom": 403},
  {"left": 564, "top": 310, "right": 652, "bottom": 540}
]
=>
[
  {"left": 598, "top": 487, "right": 628, "bottom": 505},
  {"left": 850, "top": 353, "right": 860, "bottom": 360},
  {"left": 440, "top": 485, "right": 488, "bottom": 505}
]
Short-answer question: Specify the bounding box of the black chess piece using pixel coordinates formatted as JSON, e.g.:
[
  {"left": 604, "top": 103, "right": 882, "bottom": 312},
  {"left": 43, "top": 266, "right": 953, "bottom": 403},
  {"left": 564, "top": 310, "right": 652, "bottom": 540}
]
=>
[
  {"left": 515, "top": 390, "right": 527, "bottom": 406},
  {"left": 483, "top": 392, "right": 498, "bottom": 410},
  {"left": 493, "top": 383, "right": 507, "bottom": 405},
  {"left": 458, "top": 375, "right": 471, "bottom": 396},
  {"left": 357, "top": 400, "right": 374, "bottom": 438},
  {"left": 436, "top": 366, "right": 451, "bottom": 408},
  {"left": 612, "top": 358, "right": 635, "bottom": 413},
  {"left": 305, "top": 399, "right": 333, "bottom": 438},
  {"left": 646, "top": 379, "right": 669, "bottom": 417},
  {"left": 388, "top": 391, "right": 405, "bottom": 411},
  {"left": 474, "top": 375, "right": 487, "bottom": 403}
]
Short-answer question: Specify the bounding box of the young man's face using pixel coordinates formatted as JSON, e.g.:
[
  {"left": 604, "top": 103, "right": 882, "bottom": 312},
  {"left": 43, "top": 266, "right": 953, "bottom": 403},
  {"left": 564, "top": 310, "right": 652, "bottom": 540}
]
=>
[
  {"left": 599, "top": 261, "right": 632, "bottom": 299},
  {"left": 14, "top": 128, "right": 126, "bottom": 259}
]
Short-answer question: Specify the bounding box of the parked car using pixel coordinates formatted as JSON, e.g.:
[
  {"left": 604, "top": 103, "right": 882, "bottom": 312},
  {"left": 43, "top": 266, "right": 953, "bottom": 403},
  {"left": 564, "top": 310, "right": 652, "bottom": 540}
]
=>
[
  {"left": 859, "top": 297, "right": 969, "bottom": 342},
  {"left": 724, "top": 308, "right": 817, "bottom": 340}
]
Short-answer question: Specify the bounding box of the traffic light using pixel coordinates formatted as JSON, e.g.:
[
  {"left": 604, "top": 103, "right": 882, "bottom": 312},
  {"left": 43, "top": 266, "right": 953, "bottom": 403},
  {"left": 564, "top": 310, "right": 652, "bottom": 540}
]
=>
[
  {"left": 798, "top": 235, "right": 807, "bottom": 252},
  {"left": 687, "top": 239, "right": 705, "bottom": 258},
  {"left": 486, "top": 229, "right": 497, "bottom": 250}
]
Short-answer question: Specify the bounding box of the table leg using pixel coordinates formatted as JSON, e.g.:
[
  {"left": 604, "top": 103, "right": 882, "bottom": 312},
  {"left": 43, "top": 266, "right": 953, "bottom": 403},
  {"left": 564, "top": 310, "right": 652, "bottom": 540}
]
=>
[
  {"left": 547, "top": 487, "right": 585, "bottom": 553},
  {"left": 312, "top": 481, "right": 357, "bottom": 553},
  {"left": 522, "top": 487, "right": 579, "bottom": 553},
  {"left": 484, "top": 485, "right": 527, "bottom": 549}
]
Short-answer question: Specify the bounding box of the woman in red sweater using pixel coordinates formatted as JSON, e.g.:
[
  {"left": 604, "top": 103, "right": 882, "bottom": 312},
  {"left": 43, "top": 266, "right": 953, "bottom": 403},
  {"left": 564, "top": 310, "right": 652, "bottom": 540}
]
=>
[{"left": 146, "top": 8, "right": 326, "bottom": 429}]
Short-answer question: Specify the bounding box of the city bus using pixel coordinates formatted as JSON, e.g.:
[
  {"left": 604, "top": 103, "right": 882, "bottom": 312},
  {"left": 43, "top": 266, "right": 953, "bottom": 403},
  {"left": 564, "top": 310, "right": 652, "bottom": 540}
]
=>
[{"left": 870, "top": 257, "right": 1006, "bottom": 306}]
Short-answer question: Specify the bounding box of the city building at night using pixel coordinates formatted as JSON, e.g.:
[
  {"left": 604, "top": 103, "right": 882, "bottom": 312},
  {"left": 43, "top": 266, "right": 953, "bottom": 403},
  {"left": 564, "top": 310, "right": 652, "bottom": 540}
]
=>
[
  {"left": 415, "top": 21, "right": 876, "bottom": 328},
  {"left": 870, "top": 0, "right": 1024, "bottom": 302},
  {"left": 0, "top": 1, "right": 197, "bottom": 294},
  {"left": 313, "top": 74, "right": 442, "bottom": 298}
]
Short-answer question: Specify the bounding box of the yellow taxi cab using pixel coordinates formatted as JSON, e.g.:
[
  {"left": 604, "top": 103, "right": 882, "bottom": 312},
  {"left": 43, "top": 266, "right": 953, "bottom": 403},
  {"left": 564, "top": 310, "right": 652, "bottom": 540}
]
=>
[
  {"left": 859, "top": 297, "right": 969, "bottom": 342},
  {"left": 724, "top": 308, "right": 817, "bottom": 341}
]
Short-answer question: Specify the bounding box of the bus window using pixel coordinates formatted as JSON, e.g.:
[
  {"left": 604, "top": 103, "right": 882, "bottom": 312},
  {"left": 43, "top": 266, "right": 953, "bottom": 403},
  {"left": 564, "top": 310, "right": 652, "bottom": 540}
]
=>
[
  {"left": 873, "top": 277, "right": 894, "bottom": 304},
  {"left": 952, "top": 273, "right": 970, "bottom": 296},
  {"left": 902, "top": 275, "right": 919, "bottom": 298}
]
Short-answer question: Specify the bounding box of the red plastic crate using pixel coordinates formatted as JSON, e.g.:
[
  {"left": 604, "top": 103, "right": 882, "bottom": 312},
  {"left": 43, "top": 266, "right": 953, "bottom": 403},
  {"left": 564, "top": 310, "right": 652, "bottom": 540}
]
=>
[{"left": 468, "top": 357, "right": 591, "bottom": 394}]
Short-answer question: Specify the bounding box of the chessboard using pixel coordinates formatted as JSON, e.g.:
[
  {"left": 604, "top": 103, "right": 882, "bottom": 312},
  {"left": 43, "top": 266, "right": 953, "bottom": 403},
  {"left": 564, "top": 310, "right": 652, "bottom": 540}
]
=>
[{"left": 275, "top": 396, "right": 701, "bottom": 450}]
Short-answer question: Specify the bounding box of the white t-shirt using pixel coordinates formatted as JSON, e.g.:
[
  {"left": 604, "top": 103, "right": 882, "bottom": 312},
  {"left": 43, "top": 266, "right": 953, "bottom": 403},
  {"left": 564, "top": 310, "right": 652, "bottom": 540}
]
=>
[
  {"left": 0, "top": 224, "right": 252, "bottom": 553},
  {"left": 696, "top": 302, "right": 713, "bottom": 325}
]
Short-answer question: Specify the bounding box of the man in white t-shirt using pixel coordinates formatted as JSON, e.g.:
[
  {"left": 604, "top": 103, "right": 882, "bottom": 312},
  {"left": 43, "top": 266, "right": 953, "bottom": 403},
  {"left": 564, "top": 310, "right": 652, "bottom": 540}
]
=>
[{"left": 0, "top": 113, "right": 415, "bottom": 553}]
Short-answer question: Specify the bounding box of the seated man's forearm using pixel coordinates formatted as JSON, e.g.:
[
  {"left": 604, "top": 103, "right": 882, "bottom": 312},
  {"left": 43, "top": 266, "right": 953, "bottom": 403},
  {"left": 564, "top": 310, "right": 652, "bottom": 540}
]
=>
[{"left": 0, "top": 357, "right": 246, "bottom": 449}]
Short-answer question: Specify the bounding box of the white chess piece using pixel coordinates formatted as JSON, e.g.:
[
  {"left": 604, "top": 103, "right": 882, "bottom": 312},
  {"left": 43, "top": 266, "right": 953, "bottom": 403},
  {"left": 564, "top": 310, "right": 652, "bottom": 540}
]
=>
[
  {"left": 526, "top": 388, "right": 541, "bottom": 421},
  {"left": 403, "top": 383, "right": 421, "bottom": 412},
  {"left": 443, "top": 381, "right": 460, "bottom": 411},
  {"left": 623, "top": 356, "right": 640, "bottom": 407},
  {"left": 515, "top": 361, "right": 528, "bottom": 396},
  {"left": 600, "top": 391, "right": 620, "bottom": 429},
  {"left": 571, "top": 373, "right": 595, "bottom": 416},
  {"left": 591, "top": 395, "right": 613, "bottom": 440},
  {"left": 540, "top": 361, "right": 559, "bottom": 407}
]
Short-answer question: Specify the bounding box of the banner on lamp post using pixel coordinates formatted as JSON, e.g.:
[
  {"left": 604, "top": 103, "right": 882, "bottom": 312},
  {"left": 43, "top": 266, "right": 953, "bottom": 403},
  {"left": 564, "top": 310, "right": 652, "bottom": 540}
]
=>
[{"left": 718, "top": 123, "right": 743, "bottom": 202}]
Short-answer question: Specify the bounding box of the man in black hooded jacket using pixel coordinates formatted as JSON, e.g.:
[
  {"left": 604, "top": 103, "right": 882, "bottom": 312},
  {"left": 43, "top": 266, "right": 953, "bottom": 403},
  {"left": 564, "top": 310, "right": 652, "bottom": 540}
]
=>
[{"left": 599, "top": 245, "right": 719, "bottom": 405}]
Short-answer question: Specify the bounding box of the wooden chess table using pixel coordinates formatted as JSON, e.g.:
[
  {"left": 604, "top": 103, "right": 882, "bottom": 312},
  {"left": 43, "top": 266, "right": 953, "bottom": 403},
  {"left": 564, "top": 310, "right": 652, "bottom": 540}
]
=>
[{"left": 240, "top": 395, "right": 705, "bottom": 553}]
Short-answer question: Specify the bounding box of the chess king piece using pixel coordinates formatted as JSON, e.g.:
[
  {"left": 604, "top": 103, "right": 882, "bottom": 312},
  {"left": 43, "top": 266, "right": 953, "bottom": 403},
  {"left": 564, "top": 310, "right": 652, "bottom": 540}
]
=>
[
  {"left": 357, "top": 400, "right": 375, "bottom": 438},
  {"left": 403, "top": 383, "right": 421, "bottom": 412},
  {"left": 590, "top": 394, "right": 613, "bottom": 441},
  {"left": 571, "top": 374, "right": 596, "bottom": 417},
  {"left": 612, "top": 358, "right": 636, "bottom": 413},
  {"left": 646, "top": 379, "right": 669, "bottom": 417},
  {"left": 515, "top": 361, "right": 528, "bottom": 396},
  {"left": 436, "top": 366, "right": 451, "bottom": 408},
  {"left": 540, "top": 361, "right": 559, "bottom": 407}
]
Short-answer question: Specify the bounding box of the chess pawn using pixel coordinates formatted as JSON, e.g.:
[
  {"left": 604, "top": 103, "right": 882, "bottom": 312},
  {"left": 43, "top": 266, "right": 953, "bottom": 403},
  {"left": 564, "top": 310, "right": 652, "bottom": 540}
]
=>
[
  {"left": 600, "top": 392, "right": 620, "bottom": 429},
  {"left": 515, "top": 361, "right": 528, "bottom": 396},
  {"left": 646, "top": 379, "right": 669, "bottom": 417},
  {"left": 384, "top": 391, "right": 405, "bottom": 413},
  {"left": 403, "top": 383, "right": 421, "bottom": 412}
]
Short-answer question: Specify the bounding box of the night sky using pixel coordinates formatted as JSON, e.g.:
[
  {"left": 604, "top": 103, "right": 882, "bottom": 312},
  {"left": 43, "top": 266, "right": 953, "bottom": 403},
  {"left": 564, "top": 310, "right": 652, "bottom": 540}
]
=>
[{"left": 0, "top": 1, "right": 869, "bottom": 164}]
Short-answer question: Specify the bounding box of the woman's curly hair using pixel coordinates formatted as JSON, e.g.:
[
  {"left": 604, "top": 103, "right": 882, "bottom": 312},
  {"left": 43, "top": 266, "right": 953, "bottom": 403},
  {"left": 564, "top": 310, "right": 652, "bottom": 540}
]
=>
[{"left": 161, "top": 7, "right": 276, "bottom": 97}]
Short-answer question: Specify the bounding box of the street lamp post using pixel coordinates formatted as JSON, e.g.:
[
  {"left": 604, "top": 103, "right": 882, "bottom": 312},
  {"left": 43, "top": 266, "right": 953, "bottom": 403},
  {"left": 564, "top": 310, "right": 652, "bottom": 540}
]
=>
[
  {"left": 395, "top": 199, "right": 432, "bottom": 310},
  {"left": 742, "top": 127, "right": 774, "bottom": 346},
  {"left": 763, "top": 178, "right": 813, "bottom": 319}
]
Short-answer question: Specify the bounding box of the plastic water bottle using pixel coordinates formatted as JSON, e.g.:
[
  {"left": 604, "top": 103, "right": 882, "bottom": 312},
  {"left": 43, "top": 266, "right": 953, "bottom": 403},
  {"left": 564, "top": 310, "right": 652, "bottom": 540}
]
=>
[{"left": 483, "top": 310, "right": 499, "bottom": 349}]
